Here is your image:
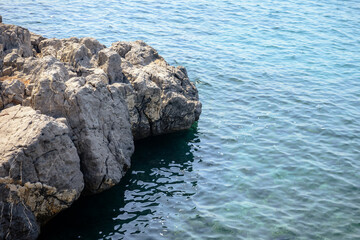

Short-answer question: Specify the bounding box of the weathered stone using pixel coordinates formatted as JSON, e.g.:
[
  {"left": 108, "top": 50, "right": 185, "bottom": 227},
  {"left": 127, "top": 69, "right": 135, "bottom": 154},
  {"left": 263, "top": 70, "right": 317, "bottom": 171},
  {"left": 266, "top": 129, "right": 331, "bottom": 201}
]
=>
[
  {"left": 3, "top": 50, "right": 19, "bottom": 68},
  {"left": 114, "top": 82, "right": 149, "bottom": 138},
  {"left": 39, "top": 37, "right": 105, "bottom": 72},
  {"left": 60, "top": 41, "right": 92, "bottom": 68},
  {"left": 30, "top": 32, "right": 46, "bottom": 54},
  {"left": 0, "top": 106, "right": 84, "bottom": 237},
  {"left": 0, "top": 183, "right": 39, "bottom": 240},
  {"left": 0, "top": 106, "right": 84, "bottom": 198},
  {"left": 0, "top": 22, "right": 32, "bottom": 78},
  {"left": 38, "top": 38, "right": 62, "bottom": 58},
  {"left": 0, "top": 77, "right": 25, "bottom": 107},
  {"left": 0, "top": 22, "right": 202, "bottom": 239},
  {"left": 85, "top": 68, "right": 109, "bottom": 84},
  {"left": 19, "top": 56, "right": 69, "bottom": 117},
  {"left": 80, "top": 37, "right": 105, "bottom": 55},
  {"left": 64, "top": 77, "right": 134, "bottom": 193},
  {"left": 0, "top": 23, "right": 32, "bottom": 59},
  {"left": 14, "top": 55, "right": 134, "bottom": 193},
  {"left": 97, "top": 48, "right": 124, "bottom": 84},
  {"left": 111, "top": 40, "right": 202, "bottom": 139}
]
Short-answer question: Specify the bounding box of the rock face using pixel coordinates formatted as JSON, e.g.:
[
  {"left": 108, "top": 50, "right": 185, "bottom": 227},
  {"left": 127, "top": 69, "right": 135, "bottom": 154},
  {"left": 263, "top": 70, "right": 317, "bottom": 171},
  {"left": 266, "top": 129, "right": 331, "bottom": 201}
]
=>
[
  {"left": 0, "top": 186, "right": 39, "bottom": 240},
  {"left": 0, "top": 17, "right": 201, "bottom": 239},
  {"left": 63, "top": 78, "right": 133, "bottom": 193},
  {"left": 111, "top": 40, "right": 201, "bottom": 139},
  {"left": 0, "top": 106, "right": 84, "bottom": 239}
]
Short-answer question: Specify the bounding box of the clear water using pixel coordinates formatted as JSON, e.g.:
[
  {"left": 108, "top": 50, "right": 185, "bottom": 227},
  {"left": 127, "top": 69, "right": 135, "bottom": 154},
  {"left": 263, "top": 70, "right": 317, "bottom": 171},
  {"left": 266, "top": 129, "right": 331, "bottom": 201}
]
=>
[{"left": 2, "top": 0, "right": 360, "bottom": 239}]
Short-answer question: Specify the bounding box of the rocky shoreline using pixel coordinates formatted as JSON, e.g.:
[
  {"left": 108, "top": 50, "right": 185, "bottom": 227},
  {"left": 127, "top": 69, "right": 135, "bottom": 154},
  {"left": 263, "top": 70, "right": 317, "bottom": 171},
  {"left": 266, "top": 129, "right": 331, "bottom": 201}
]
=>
[{"left": 0, "top": 16, "right": 201, "bottom": 240}]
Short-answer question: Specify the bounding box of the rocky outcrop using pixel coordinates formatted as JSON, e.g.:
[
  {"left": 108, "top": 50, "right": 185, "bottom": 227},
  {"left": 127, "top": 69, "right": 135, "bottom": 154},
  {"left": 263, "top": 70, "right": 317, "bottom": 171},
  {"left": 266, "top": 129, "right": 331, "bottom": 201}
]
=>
[
  {"left": 35, "top": 37, "right": 202, "bottom": 140},
  {"left": 0, "top": 17, "right": 201, "bottom": 239},
  {"left": 111, "top": 40, "right": 201, "bottom": 139},
  {"left": 0, "top": 23, "right": 32, "bottom": 77},
  {"left": 0, "top": 106, "right": 84, "bottom": 239},
  {"left": 6, "top": 53, "right": 134, "bottom": 194},
  {"left": 62, "top": 77, "right": 133, "bottom": 193}
]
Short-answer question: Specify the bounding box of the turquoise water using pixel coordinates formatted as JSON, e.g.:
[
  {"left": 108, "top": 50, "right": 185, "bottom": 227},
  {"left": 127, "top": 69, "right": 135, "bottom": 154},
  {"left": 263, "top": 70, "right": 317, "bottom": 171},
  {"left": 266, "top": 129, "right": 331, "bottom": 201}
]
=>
[{"left": 2, "top": 0, "right": 360, "bottom": 239}]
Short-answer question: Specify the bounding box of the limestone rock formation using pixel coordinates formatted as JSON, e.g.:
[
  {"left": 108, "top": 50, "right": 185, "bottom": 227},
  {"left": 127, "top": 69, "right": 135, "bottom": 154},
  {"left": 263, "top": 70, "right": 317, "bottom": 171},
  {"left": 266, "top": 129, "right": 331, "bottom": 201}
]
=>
[
  {"left": 0, "top": 17, "right": 201, "bottom": 239},
  {"left": 0, "top": 106, "right": 84, "bottom": 239},
  {"left": 63, "top": 77, "right": 133, "bottom": 193},
  {"left": 0, "top": 23, "right": 33, "bottom": 77},
  {"left": 111, "top": 40, "right": 202, "bottom": 139},
  {"left": 0, "top": 183, "right": 39, "bottom": 240},
  {"left": 0, "top": 77, "right": 25, "bottom": 107},
  {"left": 3, "top": 54, "right": 134, "bottom": 194}
]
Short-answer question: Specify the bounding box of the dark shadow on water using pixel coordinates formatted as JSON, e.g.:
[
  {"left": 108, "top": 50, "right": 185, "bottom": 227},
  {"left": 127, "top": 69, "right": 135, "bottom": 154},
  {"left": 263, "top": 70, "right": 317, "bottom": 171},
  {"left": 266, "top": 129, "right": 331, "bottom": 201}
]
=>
[{"left": 39, "top": 124, "right": 199, "bottom": 240}]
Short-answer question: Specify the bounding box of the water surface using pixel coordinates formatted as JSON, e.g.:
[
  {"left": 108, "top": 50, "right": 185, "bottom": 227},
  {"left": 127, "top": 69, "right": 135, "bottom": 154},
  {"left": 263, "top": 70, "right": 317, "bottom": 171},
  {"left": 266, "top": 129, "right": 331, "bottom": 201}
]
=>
[{"left": 1, "top": 0, "right": 360, "bottom": 239}]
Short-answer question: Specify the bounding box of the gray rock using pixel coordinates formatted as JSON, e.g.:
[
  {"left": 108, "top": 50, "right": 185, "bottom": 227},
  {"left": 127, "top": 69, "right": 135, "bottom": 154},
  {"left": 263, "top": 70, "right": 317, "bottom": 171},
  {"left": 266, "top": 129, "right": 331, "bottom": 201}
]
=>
[
  {"left": 10, "top": 55, "right": 134, "bottom": 193},
  {"left": 0, "top": 22, "right": 202, "bottom": 239},
  {"left": 0, "top": 183, "right": 39, "bottom": 240},
  {"left": 35, "top": 36, "right": 201, "bottom": 140},
  {"left": 30, "top": 32, "right": 46, "bottom": 54},
  {"left": 39, "top": 37, "right": 105, "bottom": 73},
  {"left": 0, "top": 105, "right": 84, "bottom": 200},
  {"left": 37, "top": 38, "right": 62, "bottom": 59},
  {"left": 0, "top": 106, "right": 84, "bottom": 237},
  {"left": 97, "top": 48, "right": 124, "bottom": 84},
  {"left": 39, "top": 37, "right": 126, "bottom": 84},
  {"left": 3, "top": 50, "right": 20, "bottom": 69},
  {"left": 18, "top": 56, "right": 70, "bottom": 117},
  {"left": 64, "top": 77, "right": 134, "bottom": 193},
  {"left": 0, "top": 23, "right": 33, "bottom": 73},
  {"left": 111, "top": 40, "right": 202, "bottom": 139},
  {"left": 0, "top": 77, "right": 25, "bottom": 107},
  {"left": 80, "top": 37, "right": 105, "bottom": 56},
  {"left": 1, "top": 24, "right": 200, "bottom": 191},
  {"left": 114, "top": 82, "right": 150, "bottom": 138}
]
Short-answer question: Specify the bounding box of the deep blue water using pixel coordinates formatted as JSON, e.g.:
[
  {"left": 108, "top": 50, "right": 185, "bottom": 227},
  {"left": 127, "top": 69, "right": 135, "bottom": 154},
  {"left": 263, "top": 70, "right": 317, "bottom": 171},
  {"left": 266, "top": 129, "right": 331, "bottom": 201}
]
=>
[{"left": 2, "top": 0, "right": 360, "bottom": 239}]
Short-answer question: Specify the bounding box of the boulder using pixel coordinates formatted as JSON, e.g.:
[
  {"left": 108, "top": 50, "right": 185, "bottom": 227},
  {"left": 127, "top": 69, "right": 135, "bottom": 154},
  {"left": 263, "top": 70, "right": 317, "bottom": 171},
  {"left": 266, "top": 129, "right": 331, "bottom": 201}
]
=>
[
  {"left": 111, "top": 40, "right": 202, "bottom": 139},
  {"left": 0, "top": 23, "right": 33, "bottom": 76},
  {"left": 0, "top": 77, "right": 26, "bottom": 107},
  {"left": 25, "top": 35, "right": 202, "bottom": 141},
  {"left": 63, "top": 77, "right": 134, "bottom": 193},
  {"left": 7, "top": 55, "right": 133, "bottom": 193},
  {"left": 97, "top": 48, "right": 124, "bottom": 84},
  {"left": 0, "top": 183, "right": 39, "bottom": 240},
  {"left": 0, "top": 105, "right": 84, "bottom": 239},
  {"left": 30, "top": 32, "right": 46, "bottom": 54}
]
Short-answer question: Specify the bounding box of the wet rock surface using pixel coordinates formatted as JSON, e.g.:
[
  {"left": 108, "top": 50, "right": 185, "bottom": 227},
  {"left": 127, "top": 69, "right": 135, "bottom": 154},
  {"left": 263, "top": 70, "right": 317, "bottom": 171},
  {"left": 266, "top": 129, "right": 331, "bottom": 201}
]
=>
[{"left": 0, "top": 17, "right": 201, "bottom": 239}]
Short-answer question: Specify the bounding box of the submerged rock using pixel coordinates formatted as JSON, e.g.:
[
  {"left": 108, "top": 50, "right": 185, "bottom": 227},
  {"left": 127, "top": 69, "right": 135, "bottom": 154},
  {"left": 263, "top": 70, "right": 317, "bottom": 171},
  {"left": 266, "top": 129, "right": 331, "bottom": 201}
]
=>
[{"left": 0, "top": 18, "right": 201, "bottom": 239}]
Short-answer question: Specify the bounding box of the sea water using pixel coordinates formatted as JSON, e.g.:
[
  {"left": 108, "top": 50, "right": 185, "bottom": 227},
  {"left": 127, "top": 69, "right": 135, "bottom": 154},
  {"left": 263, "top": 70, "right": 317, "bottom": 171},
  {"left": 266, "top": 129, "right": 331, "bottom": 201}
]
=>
[{"left": 1, "top": 0, "right": 360, "bottom": 239}]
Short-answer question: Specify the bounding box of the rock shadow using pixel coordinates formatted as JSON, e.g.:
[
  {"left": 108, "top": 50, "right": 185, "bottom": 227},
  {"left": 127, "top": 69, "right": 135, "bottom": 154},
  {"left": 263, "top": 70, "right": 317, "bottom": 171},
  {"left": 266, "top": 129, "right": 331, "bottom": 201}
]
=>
[{"left": 39, "top": 124, "right": 199, "bottom": 240}]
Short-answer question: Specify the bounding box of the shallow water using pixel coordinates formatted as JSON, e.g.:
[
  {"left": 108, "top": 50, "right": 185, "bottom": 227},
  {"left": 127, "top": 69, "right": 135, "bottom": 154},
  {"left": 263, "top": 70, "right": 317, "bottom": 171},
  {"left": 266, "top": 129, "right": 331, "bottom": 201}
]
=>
[{"left": 2, "top": 0, "right": 360, "bottom": 239}]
